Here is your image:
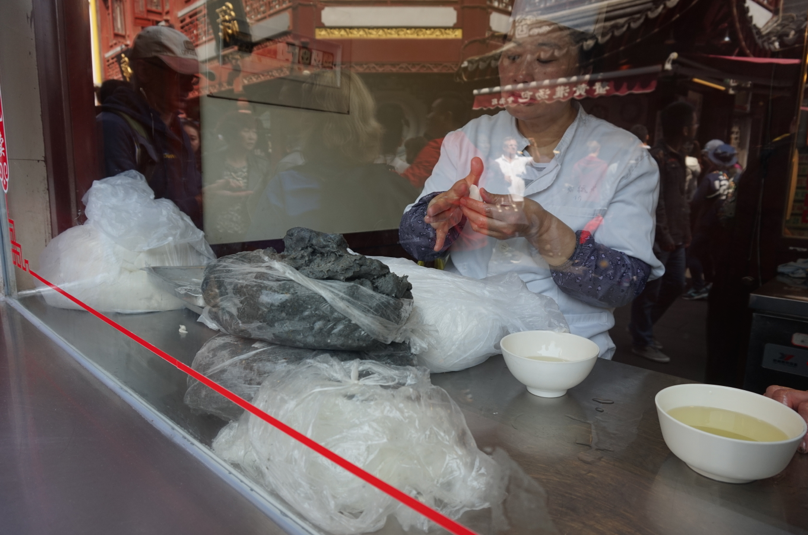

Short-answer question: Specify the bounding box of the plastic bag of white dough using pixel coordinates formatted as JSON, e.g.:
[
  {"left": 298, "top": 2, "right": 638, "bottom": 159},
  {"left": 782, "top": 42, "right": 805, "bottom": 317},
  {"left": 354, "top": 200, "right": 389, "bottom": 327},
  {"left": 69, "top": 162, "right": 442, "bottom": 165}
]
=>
[
  {"left": 37, "top": 171, "right": 215, "bottom": 313},
  {"left": 184, "top": 334, "right": 415, "bottom": 421},
  {"left": 372, "top": 257, "right": 569, "bottom": 373},
  {"left": 212, "top": 356, "right": 506, "bottom": 534}
]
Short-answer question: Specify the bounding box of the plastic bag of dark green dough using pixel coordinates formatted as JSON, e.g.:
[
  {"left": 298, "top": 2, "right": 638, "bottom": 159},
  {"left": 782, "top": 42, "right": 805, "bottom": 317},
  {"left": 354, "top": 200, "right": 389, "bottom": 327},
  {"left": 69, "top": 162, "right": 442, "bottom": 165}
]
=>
[{"left": 201, "top": 228, "right": 420, "bottom": 351}]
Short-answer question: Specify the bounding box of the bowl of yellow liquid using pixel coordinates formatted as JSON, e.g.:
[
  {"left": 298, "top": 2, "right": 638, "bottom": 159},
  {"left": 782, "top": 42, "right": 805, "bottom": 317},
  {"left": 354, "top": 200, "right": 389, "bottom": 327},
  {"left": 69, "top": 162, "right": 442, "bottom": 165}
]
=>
[
  {"left": 655, "top": 384, "right": 808, "bottom": 483},
  {"left": 500, "top": 331, "right": 599, "bottom": 398}
]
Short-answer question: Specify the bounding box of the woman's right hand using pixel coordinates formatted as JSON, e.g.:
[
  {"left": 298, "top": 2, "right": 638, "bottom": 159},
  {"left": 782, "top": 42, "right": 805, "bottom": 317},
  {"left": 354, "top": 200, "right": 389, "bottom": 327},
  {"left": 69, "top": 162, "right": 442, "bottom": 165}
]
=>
[{"left": 424, "top": 157, "right": 484, "bottom": 251}]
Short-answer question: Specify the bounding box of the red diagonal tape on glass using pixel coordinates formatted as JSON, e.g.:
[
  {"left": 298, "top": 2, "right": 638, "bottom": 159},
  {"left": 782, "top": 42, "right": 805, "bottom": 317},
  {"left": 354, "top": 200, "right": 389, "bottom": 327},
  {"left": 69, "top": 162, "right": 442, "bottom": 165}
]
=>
[
  {"left": 27, "top": 268, "right": 479, "bottom": 535},
  {"left": 0, "top": 83, "right": 9, "bottom": 193}
]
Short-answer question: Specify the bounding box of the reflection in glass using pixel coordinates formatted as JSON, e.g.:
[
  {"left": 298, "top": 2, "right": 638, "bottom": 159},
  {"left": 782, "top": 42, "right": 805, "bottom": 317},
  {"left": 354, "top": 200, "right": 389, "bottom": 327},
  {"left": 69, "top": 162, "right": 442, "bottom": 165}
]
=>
[
  {"left": 246, "top": 70, "right": 419, "bottom": 239},
  {"left": 203, "top": 111, "right": 269, "bottom": 244},
  {"left": 113, "top": 0, "right": 126, "bottom": 35}
]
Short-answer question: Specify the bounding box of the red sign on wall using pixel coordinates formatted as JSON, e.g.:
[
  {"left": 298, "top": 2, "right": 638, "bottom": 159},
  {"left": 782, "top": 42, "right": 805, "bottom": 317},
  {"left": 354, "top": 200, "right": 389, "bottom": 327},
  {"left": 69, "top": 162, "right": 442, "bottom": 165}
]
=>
[{"left": 0, "top": 84, "right": 8, "bottom": 193}]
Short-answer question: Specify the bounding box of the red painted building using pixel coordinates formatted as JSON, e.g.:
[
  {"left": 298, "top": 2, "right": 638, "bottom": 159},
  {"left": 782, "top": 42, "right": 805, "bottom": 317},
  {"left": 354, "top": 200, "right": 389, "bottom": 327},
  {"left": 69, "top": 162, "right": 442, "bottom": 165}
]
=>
[{"left": 95, "top": 0, "right": 512, "bottom": 88}]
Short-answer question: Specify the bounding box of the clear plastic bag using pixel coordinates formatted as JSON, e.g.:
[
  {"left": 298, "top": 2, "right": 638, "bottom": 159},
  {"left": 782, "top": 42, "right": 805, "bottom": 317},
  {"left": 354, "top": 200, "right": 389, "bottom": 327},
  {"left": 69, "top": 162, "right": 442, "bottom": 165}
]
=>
[
  {"left": 373, "top": 257, "right": 569, "bottom": 373},
  {"left": 212, "top": 356, "right": 505, "bottom": 534},
  {"left": 83, "top": 171, "right": 213, "bottom": 257},
  {"left": 184, "top": 334, "right": 415, "bottom": 421},
  {"left": 201, "top": 229, "right": 418, "bottom": 351},
  {"left": 37, "top": 171, "right": 215, "bottom": 313}
]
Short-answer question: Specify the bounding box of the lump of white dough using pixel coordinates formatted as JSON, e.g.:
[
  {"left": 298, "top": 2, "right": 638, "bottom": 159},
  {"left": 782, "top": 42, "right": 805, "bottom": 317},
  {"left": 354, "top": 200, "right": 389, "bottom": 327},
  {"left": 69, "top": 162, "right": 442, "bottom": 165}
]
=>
[
  {"left": 212, "top": 356, "right": 505, "bottom": 534},
  {"left": 37, "top": 225, "right": 188, "bottom": 313}
]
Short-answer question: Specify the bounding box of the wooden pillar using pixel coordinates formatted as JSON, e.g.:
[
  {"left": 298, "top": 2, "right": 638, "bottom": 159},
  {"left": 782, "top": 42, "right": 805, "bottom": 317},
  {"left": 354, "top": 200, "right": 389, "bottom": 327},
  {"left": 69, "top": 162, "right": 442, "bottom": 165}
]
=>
[{"left": 32, "top": 0, "right": 99, "bottom": 232}]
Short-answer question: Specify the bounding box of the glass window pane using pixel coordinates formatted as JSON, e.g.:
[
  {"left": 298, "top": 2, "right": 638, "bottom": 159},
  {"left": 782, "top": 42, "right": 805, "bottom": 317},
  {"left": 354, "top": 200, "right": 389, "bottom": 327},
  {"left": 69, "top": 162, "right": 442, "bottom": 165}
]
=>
[{"left": 4, "top": 0, "right": 808, "bottom": 532}]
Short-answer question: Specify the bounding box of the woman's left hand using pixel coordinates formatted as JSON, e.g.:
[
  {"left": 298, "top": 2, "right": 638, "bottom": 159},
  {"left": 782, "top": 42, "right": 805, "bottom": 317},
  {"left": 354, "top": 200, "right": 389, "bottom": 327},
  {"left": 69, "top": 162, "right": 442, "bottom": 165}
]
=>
[
  {"left": 459, "top": 189, "right": 545, "bottom": 241},
  {"left": 459, "top": 189, "right": 577, "bottom": 265}
]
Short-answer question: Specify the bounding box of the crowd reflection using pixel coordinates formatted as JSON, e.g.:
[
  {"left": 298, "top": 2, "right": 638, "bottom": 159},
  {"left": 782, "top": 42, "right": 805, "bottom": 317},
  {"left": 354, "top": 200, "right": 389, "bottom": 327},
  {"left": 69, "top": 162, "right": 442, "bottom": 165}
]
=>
[
  {"left": 203, "top": 111, "right": 269, "bottom": 245},
  {"left": 88, "top": 2, "right": 769, "bottom": 376},
  {"left": 247, "top": 70, "right": 419, "bottom": 239}
]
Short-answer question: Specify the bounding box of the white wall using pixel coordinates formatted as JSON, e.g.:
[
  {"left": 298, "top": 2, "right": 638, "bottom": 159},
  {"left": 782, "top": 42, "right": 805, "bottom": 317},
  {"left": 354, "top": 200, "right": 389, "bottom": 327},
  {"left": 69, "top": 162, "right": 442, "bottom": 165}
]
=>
[{"left": 0, "top": 0, "right": 52, "bottom": 292}]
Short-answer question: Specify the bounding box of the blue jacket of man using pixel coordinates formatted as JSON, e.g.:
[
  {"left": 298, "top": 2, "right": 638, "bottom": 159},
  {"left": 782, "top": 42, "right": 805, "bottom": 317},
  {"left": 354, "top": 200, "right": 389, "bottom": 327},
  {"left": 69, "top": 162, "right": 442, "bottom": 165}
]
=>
[{"left": 96, "top": 84, "right": 203, "bottom": 229}]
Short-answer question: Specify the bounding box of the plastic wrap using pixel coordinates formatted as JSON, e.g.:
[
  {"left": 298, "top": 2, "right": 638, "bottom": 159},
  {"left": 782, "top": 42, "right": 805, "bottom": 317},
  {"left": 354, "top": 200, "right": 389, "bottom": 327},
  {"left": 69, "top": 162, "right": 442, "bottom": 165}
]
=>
[
  {"left": 373, "top": 257, "right": 569, "bottom": 373},
  {"left": 201, "top": 228, "right": 418, "bottom": 351},
  {"left": 184, "top": 334, "right": 415, "bottom": 421},
  {"left": 212, "top": 356, "right": 505, "bottom": 534},
  {"left": 37, "top": 171, "right": 215, "bottom": 313}
]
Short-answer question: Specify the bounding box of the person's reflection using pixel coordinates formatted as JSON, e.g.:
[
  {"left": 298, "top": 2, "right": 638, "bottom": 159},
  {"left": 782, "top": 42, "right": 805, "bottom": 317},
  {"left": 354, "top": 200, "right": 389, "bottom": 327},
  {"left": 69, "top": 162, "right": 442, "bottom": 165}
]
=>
[
  {"left": 181, "top": 118, "right": 202, "bottom": 172},
  {"left": 570, "top": 140, "right": 609, "bottom": 202},
  {"left": 404, "top": 136, "right": 428, "bottom": 166},
  {"left": 270, "top": 81, "right": 306, "bottom": 177},
  {"left": 247, "top": 71, "right": 419, "bottom": 239},
  {"left": 401, "top": 97, "right": 466, "bottom": 189},
  {"left": 495, "top": 137, "right": 531, "bottom": 198},
  {"left": 95, "top": 26, "right": 203, "bottom": 229},
  {"left": 204, "top": 111, "right": 270, "bottom": 246},
  {"left": 376, "top": 103, "right": 410, "bottom": 174}
]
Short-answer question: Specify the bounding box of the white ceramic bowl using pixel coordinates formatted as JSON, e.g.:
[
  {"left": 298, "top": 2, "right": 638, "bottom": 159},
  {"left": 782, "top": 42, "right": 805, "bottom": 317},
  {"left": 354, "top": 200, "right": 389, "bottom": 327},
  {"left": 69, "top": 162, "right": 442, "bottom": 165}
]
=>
[
  {"left": 500, "top": 331, "right": 599, "bottom": 398},
  {"left": 655, "top": 384, "right": 808, "bottom": 484}
]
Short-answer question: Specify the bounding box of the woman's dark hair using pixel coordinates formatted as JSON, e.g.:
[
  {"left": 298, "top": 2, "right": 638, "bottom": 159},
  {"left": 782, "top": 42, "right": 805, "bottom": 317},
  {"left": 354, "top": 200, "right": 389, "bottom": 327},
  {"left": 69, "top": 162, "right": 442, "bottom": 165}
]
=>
[
  {"left": 660, "top": 101, "right": 695, "bottom": 141},
  {"left": 433, "top": 95, "right": 468, "bottom": 130},
  {"left": 629, "top": 124, "right": 649, "bottom": 143},
  {"left": 180, "top": 117, "right": 200, "bottom": 133},
  {"left": 404, "top": 136, "right": 429, "bottom": 164},
  {"left": 567, "top": 28, "right": 604, "bottom": 75},
  {"left": 217, "top": 111, "right": 258, "bottom": 143},
  {"left": 377, "top": 103, "right": 406, "bottom": 155},
  {"left": 300, "top": 70, "right": 382, "bottom": 164}
]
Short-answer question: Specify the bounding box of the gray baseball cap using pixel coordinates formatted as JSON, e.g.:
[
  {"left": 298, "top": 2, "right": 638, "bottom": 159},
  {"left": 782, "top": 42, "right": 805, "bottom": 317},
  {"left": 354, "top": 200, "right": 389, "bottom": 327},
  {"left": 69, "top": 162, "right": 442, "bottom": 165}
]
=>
[{"left": 129, "top": 26, "right": 199, "bottom": 75}]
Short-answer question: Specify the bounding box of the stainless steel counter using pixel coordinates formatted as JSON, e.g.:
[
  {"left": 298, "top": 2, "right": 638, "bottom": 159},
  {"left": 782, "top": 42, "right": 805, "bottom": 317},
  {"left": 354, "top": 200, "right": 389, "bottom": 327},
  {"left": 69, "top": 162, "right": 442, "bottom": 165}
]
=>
[
  {"left": 0, "top": 299, "right": 290, "bottom": 535},
  {"left": 5, "top": 295, "right": 808, "bottom": 535},
  {"left": 749, "top": 277, "right": 808, "bottom": 318}
]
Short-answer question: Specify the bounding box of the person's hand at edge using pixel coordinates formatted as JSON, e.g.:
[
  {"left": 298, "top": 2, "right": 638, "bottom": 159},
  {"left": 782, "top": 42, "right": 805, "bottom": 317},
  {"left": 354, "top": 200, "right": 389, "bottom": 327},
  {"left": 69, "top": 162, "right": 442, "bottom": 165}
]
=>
[{"left": 765, "top": 385, "right": 808, "bottom": 453}]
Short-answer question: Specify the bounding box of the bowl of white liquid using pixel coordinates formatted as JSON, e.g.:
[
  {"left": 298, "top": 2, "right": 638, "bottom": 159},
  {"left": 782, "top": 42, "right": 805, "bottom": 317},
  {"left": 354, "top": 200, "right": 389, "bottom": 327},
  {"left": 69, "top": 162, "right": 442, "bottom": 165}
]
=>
[
  {"left": 500, "top": 331, "right": 599, "bottom": 398},
  {"left": 655, "top": 384, "right": 808, "bottom": 483}
]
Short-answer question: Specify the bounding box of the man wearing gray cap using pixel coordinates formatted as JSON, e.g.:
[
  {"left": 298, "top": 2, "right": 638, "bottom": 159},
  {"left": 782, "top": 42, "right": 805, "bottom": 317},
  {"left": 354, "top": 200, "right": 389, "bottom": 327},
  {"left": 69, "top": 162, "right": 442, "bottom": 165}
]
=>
[{"left": 96, "top": 26, "right": 203, "bottom": 229}]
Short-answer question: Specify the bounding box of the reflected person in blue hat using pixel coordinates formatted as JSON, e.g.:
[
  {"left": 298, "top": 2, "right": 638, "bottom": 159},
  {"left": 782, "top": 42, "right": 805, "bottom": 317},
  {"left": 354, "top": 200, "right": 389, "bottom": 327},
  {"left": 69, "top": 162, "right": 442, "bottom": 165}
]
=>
[{"left": 684, "top": 143, "right": 741, "bottom": 301}]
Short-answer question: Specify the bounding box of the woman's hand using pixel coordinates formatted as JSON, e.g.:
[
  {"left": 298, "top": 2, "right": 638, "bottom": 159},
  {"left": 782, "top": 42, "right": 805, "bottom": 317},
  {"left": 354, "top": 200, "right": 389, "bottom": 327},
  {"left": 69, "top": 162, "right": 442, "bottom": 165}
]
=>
[
  {"left": 424, "top": 157, "right": 484, "bottom": 251},
  {"left": 764, "top": 385, "right": 808, "bottom": 453},
  {"left": 459, "top": 189, "right": 577, "bottom": 266},
  {"left": 460, "top": 190, "right": 544, "bottom": 241}
]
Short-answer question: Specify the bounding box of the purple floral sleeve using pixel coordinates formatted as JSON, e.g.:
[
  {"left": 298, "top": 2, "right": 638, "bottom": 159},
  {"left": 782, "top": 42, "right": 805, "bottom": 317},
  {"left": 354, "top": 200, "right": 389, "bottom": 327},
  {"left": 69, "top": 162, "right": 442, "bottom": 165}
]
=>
[
  {"left": 550, "top": 231, "right": 651, "bottom": 308},
  {"left": 399, "top": 192, "right": 651, "bottom": 308},
  {"left": 398, "top": 192, "right": 463, "bottom": 262}
]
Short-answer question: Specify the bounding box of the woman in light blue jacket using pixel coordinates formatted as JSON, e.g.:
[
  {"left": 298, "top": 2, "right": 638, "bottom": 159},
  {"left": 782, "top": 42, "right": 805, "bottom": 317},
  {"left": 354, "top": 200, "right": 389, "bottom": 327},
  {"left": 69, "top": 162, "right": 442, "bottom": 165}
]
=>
[{"left": 400, "top": 11, "right": 662, "bottom": 359}]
